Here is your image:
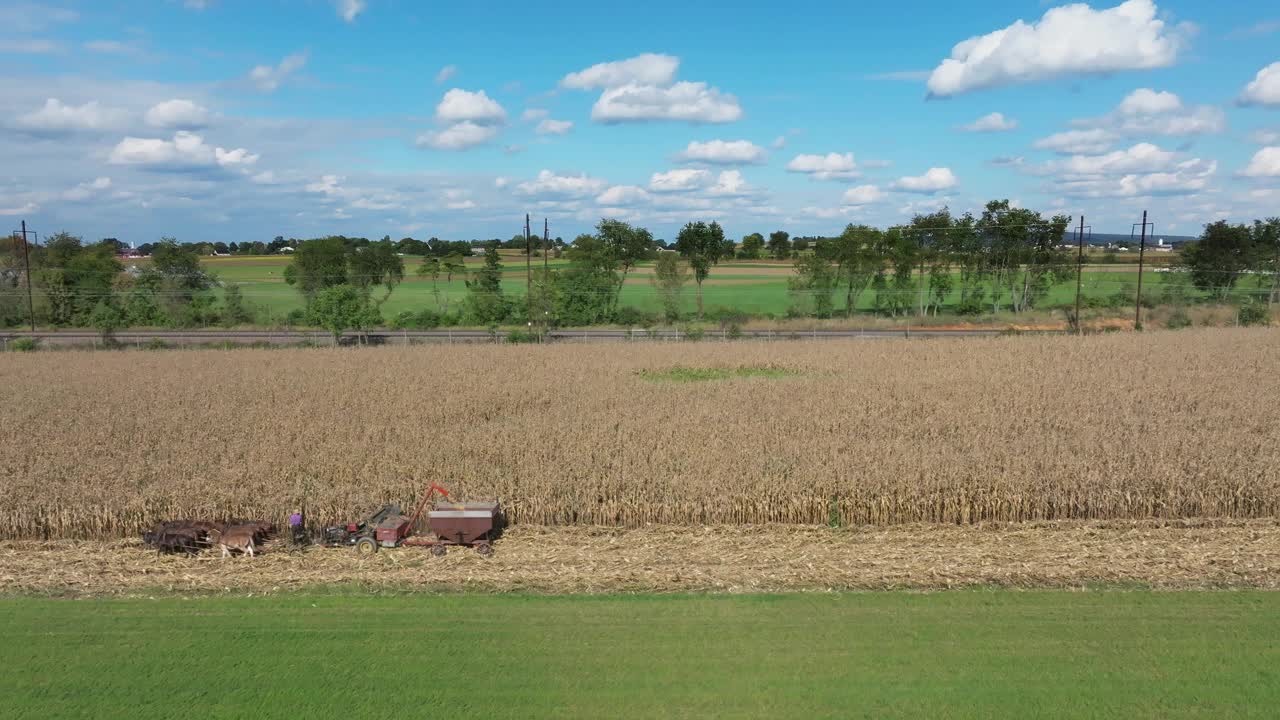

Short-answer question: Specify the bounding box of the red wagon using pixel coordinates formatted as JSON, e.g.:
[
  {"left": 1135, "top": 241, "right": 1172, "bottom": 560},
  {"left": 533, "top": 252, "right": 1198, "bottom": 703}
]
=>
[{"left": 322, "top": 484, "right": 501, "bottom": 557}]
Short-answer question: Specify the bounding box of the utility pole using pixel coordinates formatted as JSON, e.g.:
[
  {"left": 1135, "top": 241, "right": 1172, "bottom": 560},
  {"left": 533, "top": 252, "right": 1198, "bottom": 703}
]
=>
[
  {"left": 524, "top": 213, "right": 532, "bottom": 325},
  {"left": 14, "top": 221, "right": 36, "bottom": 332},
  {"left": 1072, "top": 215, "right": 1089, "bottom": 335},
  {"left": 542, "top": 218, "right": 550, "bottom": 334},
  {"left": 1132, "top": 211, "right": 1152, "bottom": 330}
]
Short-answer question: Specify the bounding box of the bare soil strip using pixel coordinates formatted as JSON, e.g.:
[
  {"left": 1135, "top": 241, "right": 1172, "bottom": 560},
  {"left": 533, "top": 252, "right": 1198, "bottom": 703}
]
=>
[{"left": 4, "top": 520, "right": 1276, "bottom": 596}]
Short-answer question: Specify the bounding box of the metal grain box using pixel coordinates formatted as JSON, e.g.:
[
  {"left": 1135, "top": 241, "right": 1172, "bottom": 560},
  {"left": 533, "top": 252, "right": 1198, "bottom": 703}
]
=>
[{"left": 427, "top": 501, "right": 500, "bottom": 545}]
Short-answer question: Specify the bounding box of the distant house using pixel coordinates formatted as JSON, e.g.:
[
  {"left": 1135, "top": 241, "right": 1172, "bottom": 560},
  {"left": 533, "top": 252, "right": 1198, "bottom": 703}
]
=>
[{"left": 277, "top": 246, "right": 296, "bottom": 253}]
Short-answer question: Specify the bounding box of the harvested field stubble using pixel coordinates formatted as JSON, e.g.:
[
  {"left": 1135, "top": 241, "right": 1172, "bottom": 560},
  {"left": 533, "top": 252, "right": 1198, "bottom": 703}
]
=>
[
  {"left": 1, "top": 328, "right": 1278, "bottom": 540},
  {"left": 2, "top": 521, "right": 1277, "bottom": 594}
]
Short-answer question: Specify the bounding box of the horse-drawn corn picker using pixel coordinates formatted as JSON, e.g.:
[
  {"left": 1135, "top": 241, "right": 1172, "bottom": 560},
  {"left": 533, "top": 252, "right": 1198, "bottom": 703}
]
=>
[{"left": 321, "top": 482, "right": 501, "bottom": 557}]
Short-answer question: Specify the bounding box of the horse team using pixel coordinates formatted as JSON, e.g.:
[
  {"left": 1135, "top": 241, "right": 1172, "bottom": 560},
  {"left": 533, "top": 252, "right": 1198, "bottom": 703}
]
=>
[{"left": 141, "top": 519, "right": 274, "bottom": 558}]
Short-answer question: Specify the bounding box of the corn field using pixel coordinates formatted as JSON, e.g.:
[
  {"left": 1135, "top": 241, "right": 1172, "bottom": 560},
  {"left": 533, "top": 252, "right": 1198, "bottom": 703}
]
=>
[{"left": 1, "top": 328, "right": 1278, "bottom": 539}]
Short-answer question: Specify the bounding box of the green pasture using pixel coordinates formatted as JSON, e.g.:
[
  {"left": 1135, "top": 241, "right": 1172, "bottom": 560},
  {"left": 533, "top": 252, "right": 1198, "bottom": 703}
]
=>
[{"left": 2, "top": 591, "right": 1278, "bottom": 719}]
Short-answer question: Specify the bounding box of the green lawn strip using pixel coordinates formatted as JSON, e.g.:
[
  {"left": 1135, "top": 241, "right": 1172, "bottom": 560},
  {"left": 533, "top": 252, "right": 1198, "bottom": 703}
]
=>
[{"left": 1, "top": 591, "right": 1276, "bottom": 719}]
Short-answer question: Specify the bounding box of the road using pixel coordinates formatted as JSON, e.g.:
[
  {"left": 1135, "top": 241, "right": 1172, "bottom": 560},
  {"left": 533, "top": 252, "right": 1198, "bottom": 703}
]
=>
[{"left": 0, "top": 327, "right": 1014, "bottom": 348}]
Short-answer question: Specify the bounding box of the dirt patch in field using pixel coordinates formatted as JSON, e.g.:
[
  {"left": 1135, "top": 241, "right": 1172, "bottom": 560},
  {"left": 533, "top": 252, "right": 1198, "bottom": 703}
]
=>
[{"left": 3, "top": 520, "right": 1276, "bottom": 596}]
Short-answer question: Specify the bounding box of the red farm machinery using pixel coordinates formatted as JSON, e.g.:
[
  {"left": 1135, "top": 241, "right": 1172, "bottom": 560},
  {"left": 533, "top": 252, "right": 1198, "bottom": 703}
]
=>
[{"left": 321, "top": 483, "right": 502, "bottom": 557}]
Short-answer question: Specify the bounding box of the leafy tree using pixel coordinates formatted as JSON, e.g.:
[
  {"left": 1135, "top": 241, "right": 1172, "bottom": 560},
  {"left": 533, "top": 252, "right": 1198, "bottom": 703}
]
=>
[
  {"left": 284, "top": 237, "right": 349, "bottom": 307},
  {"left": 35, "top": 233, "right": 122, "bottom": 326},
  {"left": 787, "top": 252, "right": 836, "bottom": 318},
  {"left": 465, "top": 245, "right": 507, "bottom": 324},
  {"left": 651, "top": 252, "right": 689, "bottom": 322},
  {"left": 98, "top": 238, "right": 125, "bottom": 253},
  {"left": 792, "top": 237, "right": 811, "bottom": 254},
  {"left": 417, "top": 257, "right": 443, "bottom": 308},
  {"left": 675, "top": 220, "right": 727, "bottom": 318},
  {"left": 976, "top": 201, "right": 1072, "bottom": 313},
  {"left": 1254, "top": 218, "right": 1280, "bottom": 305},
  {"left": 555, "top": 234, "right": 618, "bottom": 326},
  {"left": 740, "top": 233, "right": 765, "bottom": 260},
  {"left": 310, "top": 284, "right": 370, "bottom": 344},
  {"left": 348, "top": 238, "right": 404, "bottom": 307},
  {"left": 88, "top": 300, "right": 125, "bottom": 342},
  {"left": 1180, "top": 220, "right": 1265, "bottom": 301},
  {"left": 443, "top": 253, "right": 467, "bottom": 282},
  {"left": 149, "top": 238, "right": 213, "bottom": 301},
  {"left": 596, "top": 219, "right": 652, "bottom": 311},
  {"left": 828, "top": 224, "right": 885, "bottom": 317},
  {"left": 767, "top": 231, "right": 790, "bottom": 260},
  {"left": 221, "top": 284, "right": 253, "bottom": 326}
]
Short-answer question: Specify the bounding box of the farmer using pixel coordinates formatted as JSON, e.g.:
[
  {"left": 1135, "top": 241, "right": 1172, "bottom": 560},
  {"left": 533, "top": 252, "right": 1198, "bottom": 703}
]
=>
[{"left": 288, "top": 509, "right": 306, "bottom": 545}]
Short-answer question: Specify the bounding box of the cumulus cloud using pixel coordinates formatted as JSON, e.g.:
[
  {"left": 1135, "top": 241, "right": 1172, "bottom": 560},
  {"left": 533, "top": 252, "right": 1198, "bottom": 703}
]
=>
[
  {"left": 144, "top": 99, "right": 210, "bottom": 129},
  {"left": 771, "top": 135, "right": 787, "bottom": 149},
  {"left": 786, "top": 153, "right": 859, "bottom": 181},
  {"left": 1053, "top": 142, "right": 1178, "bottom": 175},
  {"left": 84, "top": 40, "right": 137, "bottom": 54},
  {"left": 649, "top": 168, "right": 711, "bottom": 192},
  {"left": 1239, "top": 62, "right": 1280, "bottom": 106},
  {"left": 892, "top": 167, "right": 958, "bottom": 193},
  {"left": 415, "top": 121, "right": 500, "bottom": 150},
  {"left": 1241, "top": 147, "right": 1280, "bottom": 177},
  {"left": 591, "top": 82, "right": 741, "bottom": 123},
  {"left": 1041, "top": 142, "right": 1216, "bottom": 197},
  {"left": 842, "top": 185, "right": 885, "bottom": 206},
  {"left": 1251, "top": 128, "right": 1280, "bottom": 146},
  {"left": 14, "top": 98, "right": 128, "bottom": 133},
  {"left": 515, "top": 170, "right": 608, "bottom": 198},
  {"left": 596, "top": 185, "right": 652, "bottom": 206},
  {"left": 521, "top": 108, "right": 548, "bottom": 122},
  {"left": 536, "top": 118, "right": 573, "bottom": 136},
  {"left": 63, "top": 176, "right": 111, "bottom": 201},
  {"left": 336, "top": 0, "right": 366, "bottom": 22},
  {"left": 435, "top": 88, "right": 506, "bottom": 123},
  {"left": 560, "top": 53, "right": 680, "bottom": 89},
  {"left": 677, "top": 139, "right": 765, "bottom": 165},
  {"left": 0, "top": 202, "right": 39, "bottom": 216},
  {"left": 564, "top": 54, "right": 742, "bottom": 124},
  {"left": 1034, "top": 128, "right": 1119, "bottom": 154},
  {"left": 707, "top": 170, "right": 753, "bottom": 196},
  {"left": 248, "top": 52, "right": 307, "bottom": 92},
  {"left": 959, "top": 112, "right": 1018, "bottom": 132},
  {"left": 926, "top": 0, "right": 1188, "bottom": 97},
  {"left": 435, "top": 65, "right": 457, "bottom": 84},
  {"left": 108, "top": 131, "right": 259, "bottom": 171},
  {"left": 1070, "top": 88, "right": 1225, "bottom": 137}
]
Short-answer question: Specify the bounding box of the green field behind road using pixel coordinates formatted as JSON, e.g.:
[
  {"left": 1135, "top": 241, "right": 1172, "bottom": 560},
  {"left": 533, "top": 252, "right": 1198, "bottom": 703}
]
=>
[
  {"left": 3, "top": 591, "right": 1278, "bottom": 719},
  {"left": 174, "top": 255, "right": 1255, "bottom": 322}
]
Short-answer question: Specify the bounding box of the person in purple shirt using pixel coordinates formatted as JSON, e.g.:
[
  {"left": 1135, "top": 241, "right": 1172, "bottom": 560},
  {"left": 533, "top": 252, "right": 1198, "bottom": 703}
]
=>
[{"left": 288, "top": 510, "right": 305, "bottom": 546}]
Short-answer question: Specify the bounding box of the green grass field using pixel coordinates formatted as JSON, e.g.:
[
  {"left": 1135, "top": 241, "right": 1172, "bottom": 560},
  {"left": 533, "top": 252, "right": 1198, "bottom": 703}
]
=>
[
  {"left": 3, "top": 591, "right": 1278, "bottom": 719},
  {"left": 176, "top": 254, "right": 1255, "bottom": 323}
]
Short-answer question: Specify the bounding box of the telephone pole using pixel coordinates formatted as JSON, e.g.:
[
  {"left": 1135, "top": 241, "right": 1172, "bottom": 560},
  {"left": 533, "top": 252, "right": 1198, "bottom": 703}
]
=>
[
  {"left": 524, "top": 213, "right": 532, "bottom": 324},
  {"left": 1072, "top": 214, "right": 1090, "bottom": 335},
  {"left": 13, "top": 221, "right": 36, "bottom": 332},
  {"left": 542, "top": 218, "right": 550, "bottom": 333},
  {"left": 1132, "top": 211, "right": 1153, "bottom": 330}
]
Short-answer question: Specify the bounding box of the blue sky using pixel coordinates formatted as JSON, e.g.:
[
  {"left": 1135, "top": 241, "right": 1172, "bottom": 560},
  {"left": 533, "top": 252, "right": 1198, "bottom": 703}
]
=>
[{"left": 2, "top": 0, "right": 1278, "bottom": 243}]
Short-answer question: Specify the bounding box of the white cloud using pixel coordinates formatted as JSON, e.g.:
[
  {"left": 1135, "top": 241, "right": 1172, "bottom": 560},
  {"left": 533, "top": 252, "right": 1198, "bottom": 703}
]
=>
[
  {"left": 596, "top": 185, "right": 651, "bottom": 206},
  {"left": 248, "top": 52, "right": 307, "bottom": 92},
  {"left": 771, "top": 135, "right": 787, "bottom": 149},
  {"left": 251, "top": 171, "right": 278, "bottom": 184},
  {"left": 15, "top": 98, "right": 128, "bottom": 132},
  {"left": 649, "top": 168, "right": 711, "bottom": 192},
  {"left": 1042, "top": 142, "right": 1216, "bottom": 197},
  {"left": 0, "top": 4, "right": 78, "bottom": 32},
  {"left": 591, "top": 81, "right": 741, "bottom": 123},
  {"left": 536, "top": 118, "right": 573, "bottom": 135},
  {"left": 84, "top": 40, "right": 136, "bottom": 54},
  {"left": 560, "top": 53, "right": 680, "bottom": 89},
  {"left": 842, "top": 185, "right": 885, "bottom": 206},
  {"left": 435, "top": 65, "right": 456, "bottom": 84},
  {"left": 1251, "top": 128, "right": 1280, "bottom": 145},
  {"left": 63, "top": 176, "right": 111, "bottom": 201},
  {"left": 926, "top": 0, "right": 1187, "bottom": 97},
  {"left": 108, "top": 131, "right": 259, "bottom": 170},
  {"left": 305, "top": 174, "right": 344, "bottom": 196},
  {"left": 1056, "top": 142, "right": 1178, "bottom": 175},
  {"left": 892, "top": 167, "right": 958, "bottom": 193},
  {"left": 0, "top": 202, "right": 39, "bottom": 216},
  {"left": 494, "top": 176, "right": 509, "bottom": 189},
  {"left": 960, "top": 112, "right": 1018, "bottom": 132},
  {"left": 4, "top": 39, "right": 62, "bottom": 54},
  {"left": 1241, "top": 147, "right": 1280, "bottom": 177},
  {"left": 677, "top": 139, "right": 765, "bottom": 164},
  {"left": 786, "top": 152, "right": 859, "bottom": 180},
  {"left": 1033, "top": 128, "right": 1118, "bottom": 155},
  {"left": 144, "top": 99, "right": 210, "bottom": 129},
  {"left": 515, "top": 170, "right": 607, "bottom": 198},
  {"left": 415, "top": 121, "right": 499, "bottom": 150},
  {"left": 707, "top": 170, "right": 752, "bottom": 196},
  {"left": 435, "top": 88, "right": 506, "bottom": 124},
  {"left": 1070, "top": 88, "right": 1225, "bottom": 137},
  {"left": 522, "top": 108, "right": 548, "bottom": 122},
  {"left": 1118, "top": 87, "right": 1179, "bottom": 114},
  {"left": 336, "top": 0, "right": 366, "bottom": 22},
  {"left": 1239, "top": 62, "right": 1280, "bottom": 106}
]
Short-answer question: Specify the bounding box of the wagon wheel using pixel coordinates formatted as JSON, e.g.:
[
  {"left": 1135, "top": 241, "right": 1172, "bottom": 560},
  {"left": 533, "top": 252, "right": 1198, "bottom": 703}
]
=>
[
  {"left": 355, "top": 537, "right": 379, "bottom": 555},
  {"left": 430, "top": 544, "right": 447, "bottom": 557},
  {"left": 474, "top": 542, "right": 494, "bottom": 558}
]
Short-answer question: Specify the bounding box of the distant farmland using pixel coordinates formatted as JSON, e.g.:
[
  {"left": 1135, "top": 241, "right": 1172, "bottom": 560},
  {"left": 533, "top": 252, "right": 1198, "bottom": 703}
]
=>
[{"left": 1, "top": 328, "right": 1277, "bottom": 539}]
